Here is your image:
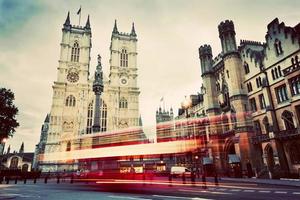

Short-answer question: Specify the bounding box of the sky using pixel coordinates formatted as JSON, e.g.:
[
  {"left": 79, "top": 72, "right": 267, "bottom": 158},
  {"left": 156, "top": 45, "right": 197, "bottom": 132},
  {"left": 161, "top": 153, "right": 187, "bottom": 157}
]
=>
[{"left": 0, "top": 0, "right": 299, "bottom": 152}]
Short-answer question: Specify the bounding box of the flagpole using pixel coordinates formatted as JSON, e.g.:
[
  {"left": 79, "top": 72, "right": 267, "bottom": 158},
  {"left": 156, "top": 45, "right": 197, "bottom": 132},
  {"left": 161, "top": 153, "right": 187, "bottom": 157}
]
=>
[{"left": 78, "top": 6, "right": 81, "bottom": 25}]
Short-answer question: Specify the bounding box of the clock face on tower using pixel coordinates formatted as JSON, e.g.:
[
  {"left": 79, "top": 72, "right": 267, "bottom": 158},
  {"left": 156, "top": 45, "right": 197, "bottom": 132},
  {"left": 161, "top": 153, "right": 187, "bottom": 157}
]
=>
[
  {"left": 120, "top": 77, "right": 128, "bottom": 86},
  {"left": 67, "top": 68, "right": 79, "bottom": 83}
]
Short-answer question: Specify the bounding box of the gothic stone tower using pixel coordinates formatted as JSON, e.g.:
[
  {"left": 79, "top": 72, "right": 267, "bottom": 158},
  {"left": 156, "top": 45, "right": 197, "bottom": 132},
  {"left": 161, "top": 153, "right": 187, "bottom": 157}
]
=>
[
  {"left": 43, "top": 13, "right": 91, "bottom": 171},
  {"left": 107, "top": 21, "right": 140, "bottom": 130},
  {"left": 218, "top": 20, "right": 255, "bottom": 169},
  {"left": 199, "top": 44, "right": 223, "bottom": 169}
]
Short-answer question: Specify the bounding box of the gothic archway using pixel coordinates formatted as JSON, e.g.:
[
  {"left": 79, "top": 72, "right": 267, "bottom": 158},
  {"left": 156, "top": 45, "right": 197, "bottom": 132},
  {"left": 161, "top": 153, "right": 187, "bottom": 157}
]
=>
[
  {"left": 289, "top": 142, "right": 300, "bottom": 164},
  {"left": 263, "top": 117, "right": 270, "bottom": 134},
  {"left": 224, "top": 138, "right": 236, "bottom": 161},
  {"left": 22, "top": 164, "right": 29, "bottom": 172},
  {"left": 264, "top": 144, "right": 275, "bottom": 171},
  {"left": 10, "top": 157, "right": 19, "bottom": 169},
  {"left": 254, "top": 120, "right": 262, "bottom": 135}
]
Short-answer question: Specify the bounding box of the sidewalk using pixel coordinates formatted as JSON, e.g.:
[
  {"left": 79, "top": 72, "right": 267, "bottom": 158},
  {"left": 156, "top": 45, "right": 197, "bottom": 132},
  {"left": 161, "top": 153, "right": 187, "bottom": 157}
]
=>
[{"left": 220, "top": 177, "right": 300, "bottom": 187}]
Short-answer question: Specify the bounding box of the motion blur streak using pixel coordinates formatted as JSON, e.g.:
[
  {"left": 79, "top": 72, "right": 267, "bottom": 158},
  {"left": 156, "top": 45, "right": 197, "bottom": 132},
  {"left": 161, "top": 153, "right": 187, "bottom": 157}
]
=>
[{"left": 41, "top": 139, "right": 198, "bottom": 162}]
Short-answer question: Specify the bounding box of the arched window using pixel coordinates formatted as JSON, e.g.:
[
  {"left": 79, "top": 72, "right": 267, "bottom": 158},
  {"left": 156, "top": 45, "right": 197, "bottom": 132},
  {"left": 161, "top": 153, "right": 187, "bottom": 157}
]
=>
[
  {"left": 274, "top": 68, "right": 278, "bottom": 79},
  {"left": 291, "top": 58, "right": 295, "bottom": 66},
  {"left": 119, "top": 97, "right": 128, "bottom": 109},
  {"left": 296, "top": 55, "right": 300, "bottom": 67},
  {"left": 278, "top": 66, "right": 282, "bottom": 77},
  {"left": 259, "top": 77, "right": 262, "bottom": 86},
  {"left": 289, "top": 143, "right": 300, "bottom": 164},
  {"left": 271, "top": 69, "right": 275, "bottom": 80},
  {"left": 247, "top": 83, "right": 250, "bottom": 92},
  {"left": 222, "top": 114, "right": 230, "bottom": 132},
  {"left": 244, "top": 62, "right": 250, "bottom": 74},
  {"left": 86, "top": 103, "right": 93, "bottom": 134},
  {"left": 71, "top": 41, "right": 80, "bottom": 62},
  {"left": 120, "top": 49, "right": 128, "bottom": 67},
  {"left": 282, "top": 111, "right": 295, "bottom": 130},
  {"left": 254, "top": 120, "right": 262, "bottom": 135},
  {"left": 22, "top": 164, "right": 29, "bottom": 172},
  {"left": 10, "top": 157, "right": 19, "bottom": 169},
  {"left": 230, "top": 107, "right": 237, "bottom": 128},
  {"left": 274, "top": 39, "right": 283, "bottom": 55},
  {"left": 263, "top": 117, "right": 270, "bottom": 134},
  {"left": 66, "top": 141, "right": 71, "bottom": 151},
  {"left": 278, "top": 41, "right": 283, "bottom": 54},
  {"left": 100, "top": 100, "right": 107, "bottom": 132},
  {"left": 65, "top": 95, "right": 76, "bottom": 107}
]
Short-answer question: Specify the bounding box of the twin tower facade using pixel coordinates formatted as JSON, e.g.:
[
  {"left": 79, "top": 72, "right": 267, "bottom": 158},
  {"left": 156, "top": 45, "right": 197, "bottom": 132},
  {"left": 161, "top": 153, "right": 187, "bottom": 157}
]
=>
[{"left": 37, "top": 13, "right": 141, "bottom": 172}]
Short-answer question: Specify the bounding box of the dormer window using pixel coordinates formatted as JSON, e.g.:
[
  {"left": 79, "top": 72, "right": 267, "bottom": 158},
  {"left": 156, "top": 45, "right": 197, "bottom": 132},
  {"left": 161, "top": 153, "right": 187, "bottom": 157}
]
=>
[{"left": 274, "top": 39, "right": 283, "bottom": 55}]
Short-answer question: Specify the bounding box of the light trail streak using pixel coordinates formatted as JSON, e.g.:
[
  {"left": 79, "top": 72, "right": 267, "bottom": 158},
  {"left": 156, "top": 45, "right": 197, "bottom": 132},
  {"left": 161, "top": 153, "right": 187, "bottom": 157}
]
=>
[{"left": 41, "top": 139, "right": 198, "bottom": 162}]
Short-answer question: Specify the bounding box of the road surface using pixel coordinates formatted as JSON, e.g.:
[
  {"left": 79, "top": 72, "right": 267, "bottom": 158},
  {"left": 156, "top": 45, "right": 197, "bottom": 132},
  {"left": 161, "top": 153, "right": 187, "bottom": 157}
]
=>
[{"left": 0, "top": 178, "right": 299, "bottom": 200}]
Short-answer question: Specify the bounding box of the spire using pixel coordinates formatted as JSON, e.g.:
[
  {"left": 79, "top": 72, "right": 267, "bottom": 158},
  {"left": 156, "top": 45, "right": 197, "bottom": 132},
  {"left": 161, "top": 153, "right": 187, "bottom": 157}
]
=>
[
  {"left": 64, "top": 11, "right": 71, "bottom": 26},
  {"left": 159, "top": 106, "right": 162, "bottom": 113},
  {"left": 44, "top": 114, "right": 50, "bottom": 123},
  {"left": 19, "top": 142, "right": 24, "bottom": 153},
  {"left": 130, "top": 22, "right": 137, "bottom": 37},
  {"left": 139, "top": 115, "right": 143, "bottom": 126},
  {"left": 7, "top": 145, "right": 10, "bottom": 154},
  {"left": 113, "top": 19, "right": 119, "bottom": 34},
  {"left": 93, "top": 54, "right": 104, "bottom": 95},
  {"left": 170, "top": 107, "right": 174, "bottom": 115},
  {"left": 85, "top": 15, "right": 90, "bottom": 30}
]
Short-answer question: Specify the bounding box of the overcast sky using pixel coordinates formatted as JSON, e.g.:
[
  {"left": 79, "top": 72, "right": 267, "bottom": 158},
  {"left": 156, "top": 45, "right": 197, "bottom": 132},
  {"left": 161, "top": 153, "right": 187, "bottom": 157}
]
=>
[{"left": 1, "top": 0, "right": 299, "bottom": 152}]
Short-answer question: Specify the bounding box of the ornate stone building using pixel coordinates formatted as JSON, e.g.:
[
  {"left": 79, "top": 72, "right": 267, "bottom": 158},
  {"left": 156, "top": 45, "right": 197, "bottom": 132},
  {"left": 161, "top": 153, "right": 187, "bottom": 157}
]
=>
[
  {"left": 170, "top": 18, "right": 300, "bottom": 177},
  {"left": 0, "top": 143, "right": 34, "bottom": 172},
  {"left": 36, "top": 13, "right": 142, "bottom": 172}
]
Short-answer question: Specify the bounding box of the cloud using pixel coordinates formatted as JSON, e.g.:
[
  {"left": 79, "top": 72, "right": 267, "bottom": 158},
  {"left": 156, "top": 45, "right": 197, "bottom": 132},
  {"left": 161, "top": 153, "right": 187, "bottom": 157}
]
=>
[
  {"left": 1, "top": 0, "right": 300, "bottom": 151},
  {"left": 0, "top": 0, "right": 42, "bottom": 37}
]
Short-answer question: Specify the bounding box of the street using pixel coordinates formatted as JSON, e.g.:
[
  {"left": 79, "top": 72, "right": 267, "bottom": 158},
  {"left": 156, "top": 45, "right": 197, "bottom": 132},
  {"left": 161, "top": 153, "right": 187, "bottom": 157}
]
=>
[{"left": 0, "top": 178, "right": 300, "bottom": 200}]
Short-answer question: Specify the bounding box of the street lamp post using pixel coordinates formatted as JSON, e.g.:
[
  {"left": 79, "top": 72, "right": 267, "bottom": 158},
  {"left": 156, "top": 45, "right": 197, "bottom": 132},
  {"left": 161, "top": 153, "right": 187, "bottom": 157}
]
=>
[{"left": 194, "top": 155, "right": 200, "bottom": 178}]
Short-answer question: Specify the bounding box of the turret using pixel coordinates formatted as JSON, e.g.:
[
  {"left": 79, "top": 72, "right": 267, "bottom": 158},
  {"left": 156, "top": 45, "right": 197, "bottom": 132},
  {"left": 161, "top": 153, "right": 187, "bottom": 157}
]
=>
[
  {"left": 63, "top": 11, "right": 71, "bottom": 31},
  {"left": 218, "top": 20, "right": 237, "bottom": 55},
  {"left": 84, "top": 15, "right": 91, "bottom": 31},
  {"left": 199, "top": 44, "right": 220, "bottom": 114},
  {"left": 199, "top": 44, "right": 213, "bottom": 75}
]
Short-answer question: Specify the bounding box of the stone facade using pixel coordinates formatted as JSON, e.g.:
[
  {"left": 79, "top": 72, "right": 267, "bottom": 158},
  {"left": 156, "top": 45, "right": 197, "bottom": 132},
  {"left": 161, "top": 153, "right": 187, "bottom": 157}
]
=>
[
  {"left": 0, "top": 143, "right": 33, "bottom": 172},
  {"left": 168, "top": 18, "right": 300, "bottom": 178},
  {"left": 37, "top": 13, "right": 141, "bottom": 172}
]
